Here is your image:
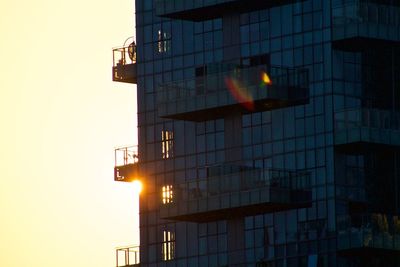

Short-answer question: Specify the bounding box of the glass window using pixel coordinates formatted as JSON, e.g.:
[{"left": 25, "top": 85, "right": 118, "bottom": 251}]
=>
[
  {"left": 162, "top": 230, "right": 175, "bottom": 261},
  {"left": 162, "top": 130, "right": 174, "bottom": 159},
  {"left": 162, "top": 185, "right": 174, "bottom": 204},
  {"left": 157, "top": 30, "right": 171, "bottom": 54}
]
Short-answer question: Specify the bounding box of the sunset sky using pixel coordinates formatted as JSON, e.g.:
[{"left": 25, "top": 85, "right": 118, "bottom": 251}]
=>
[{"left": 0, "top": 0, "right": 139, "bottom": 266}]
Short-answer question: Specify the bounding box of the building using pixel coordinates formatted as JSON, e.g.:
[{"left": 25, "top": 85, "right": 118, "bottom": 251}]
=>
[{"left": 112, "top": 0, "right": 400, "bottom": 266}]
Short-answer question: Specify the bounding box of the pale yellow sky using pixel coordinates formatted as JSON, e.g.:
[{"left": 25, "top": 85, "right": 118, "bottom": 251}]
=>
[{"left": 0, "top": 0, "right": 139, "bottom": 266}]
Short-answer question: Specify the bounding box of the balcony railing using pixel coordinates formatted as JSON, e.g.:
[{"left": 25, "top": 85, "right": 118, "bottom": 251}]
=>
[
  {"left": 112, "top": 43, "right": 137, "bottom": 84},
  {"left": 116, "top": 245, "right": 140, "bottom": 267},
  {"left": 332, "top": 1, "right": 400, "bottom": 49},
  {"left": 160, "top": 165, "right": 311, "bottom": 222},
  {"left": 155, "top": 0, "right": 301, "bottom": 21},
  {"left": 115, "top": 146, "right": 139, "bottom": 166},
  {"left": 334, "top": 108, "right": 400, "bottom": 150},
  {"left": 157, "top": 64, "right": 309, "bottom": 121},
  {"left": 337, "top": 213, "right": 400, "bottom": 255},
  {"left": 114, "top": 146, "right": 140, "bottom": 182}
]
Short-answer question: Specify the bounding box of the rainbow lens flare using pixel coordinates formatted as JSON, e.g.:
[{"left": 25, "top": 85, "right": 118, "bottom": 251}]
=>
[
  {"left": 261, "top": 71, "right": 272, "bottom": 85},
  {"left": 224, "top": 76, "right": 255, "bottom": 111},
  {"left": 224, "top": 70, "right": 273, "bottom": 111}
]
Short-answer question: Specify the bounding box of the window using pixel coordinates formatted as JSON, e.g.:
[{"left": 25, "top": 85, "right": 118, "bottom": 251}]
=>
[
  {"left": 162, "top": 230, "right": 175, "bottom": 261},
  {"left": 162, "top": 130, "right": 174, "bottom": 159},
  {"left": 308, "top": 254, "right": 318, "bottom": 267},
  {"left": 162, "top": 185, "right": 174, "bottom": 204},
  {"left": 157, "top": 30, "right": 171, "bottom": 53}
]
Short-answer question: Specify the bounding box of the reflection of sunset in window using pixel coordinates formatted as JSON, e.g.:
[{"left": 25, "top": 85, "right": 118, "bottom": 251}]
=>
[
  {"left": 162, "top": 130, "right": 174, "bottom": 159},
  {"left": 158, "top": 30, "right": 171, "bottom": 53},
  {"left": 162, "top": 230, "right": 175, "bottom": 261},
  {"left": 162, "top": 185, "right": 173, "bottom": 204}
]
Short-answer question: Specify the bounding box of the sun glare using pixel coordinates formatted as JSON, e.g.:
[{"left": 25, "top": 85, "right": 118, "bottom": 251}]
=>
[
  {"left": 261, "top": 72, "right": 272, "bottom": 85},
  {"left": 132, "top": 180, "right": 143, "bottom": 194}
]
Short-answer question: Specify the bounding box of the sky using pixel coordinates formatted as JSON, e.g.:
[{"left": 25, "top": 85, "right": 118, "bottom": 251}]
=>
[{"left": 0, "top": 0, "right": 139, "bottom": 266}]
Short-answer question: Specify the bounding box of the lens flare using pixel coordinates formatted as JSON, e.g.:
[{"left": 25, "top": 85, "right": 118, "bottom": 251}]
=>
[
  {"left": 132, "top": 180, "right": 143, "bottom": 194},
  {"left": 261, "top": 72, "right": 272, "bottom": 85},
  {"left": 224, "top": 76, "right": 254, "bottom": 111}
]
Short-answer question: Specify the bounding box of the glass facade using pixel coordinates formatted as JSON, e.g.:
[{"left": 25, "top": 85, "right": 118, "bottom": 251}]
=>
[
  {"left": 332, "top": 1, "right": 400, "bottom": 48},
  {"left": 157, "top": 64, "right": 309, "bottom": 121},
  {"left": 160, "top": 166, "right": 312, "bottom": 222},
  {"left": 116, "top": 0, "right": 400, "bottom": 266}
]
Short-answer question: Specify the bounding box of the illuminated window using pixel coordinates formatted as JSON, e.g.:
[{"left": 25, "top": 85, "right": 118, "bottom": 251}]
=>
[
  {"left": 162, "top": 185, "right": 173, "bottom": 204},
  {"left": 162, "top": 130, "right": 174, "bottom": 159},
  {"left": 157, "top": 30, "right": 171, "bottom": 53},
  {"left": 162, "top": 230, "right": 175, "bottom": 261}
]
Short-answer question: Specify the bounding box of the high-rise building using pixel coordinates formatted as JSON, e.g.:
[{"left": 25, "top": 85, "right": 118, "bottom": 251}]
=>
[{"left": 112, "top": 0, "right": 400, "bottom": 266}]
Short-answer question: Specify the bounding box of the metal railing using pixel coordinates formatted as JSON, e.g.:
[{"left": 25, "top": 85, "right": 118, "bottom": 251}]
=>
[
  {"left": 166, "top": 166, "right": 310, "bottom": 202},
  {"left": 332, "top": 1, "right": 400, "bottom": 27},
  {"left": 115, "top": 145, "right": 139, "bottom": 167},
  {"left": 335, "top": 108, "right": 400, "bottom": 131},
  {"left": 116, "top": 245, "right": 140, "bottom": 267},
  {"left": 157, "top": 64, "right": 308, "bottom": 105},
  {"left": 113, "top": 44, "right": 137, "bottom": 68}
]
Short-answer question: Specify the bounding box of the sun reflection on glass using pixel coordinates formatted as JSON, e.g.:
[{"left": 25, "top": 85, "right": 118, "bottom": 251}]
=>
[{"left": 261, "top": 71, "right": 272, "bottom": 85}]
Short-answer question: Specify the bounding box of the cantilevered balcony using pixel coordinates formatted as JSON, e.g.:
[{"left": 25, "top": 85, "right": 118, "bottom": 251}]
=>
[
  {"left": 337, "top": 214, "right": 400, "bottom": 256},
  {"left": 114, "top": 146, "right": 141, "bottom": 182},
  {"left": 112, "top": 43, "right": 137, "bottom": 84},
  {"left": 157, "top": 64, "right": 309, "bottom": 121},
  {"left": 334, "top": 108, "right": 400, "bottom": 152},
  {"left": 116, "top": 246, "right": 140, "bottom": 267},
  {"left": 155, "top": 0, "right": 301, "bottom": 21},
  {"left": 160, "top": 165, "right": 311, "bottom": 222},
  {"left": 332, "top": 1, "right": 400, "bottom": 50}
]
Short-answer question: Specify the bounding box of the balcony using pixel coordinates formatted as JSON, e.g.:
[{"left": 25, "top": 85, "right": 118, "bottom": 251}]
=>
[
  {"left": 332, "top": 1, "right": 400, "bottom": 50},
  {"left": 112, "top": 43, "right": 137, "bottom": 84},
  {"left": 116, "top": 245, "right": 140, "bottom": 267},
  {"left": 334, "top": 108, "right": 400, "bottom": 152},
  {"left": 337, "top": 214, "right": 400, "bottom": 256},
  {"left": 114, "top": 146, "right": 141, "bottom": 182},
  {"left": 157, "top": 64, "right": 309, "bottom": 121},
  {"left": 160, "top": 165, "right": 311, "bottom": 222},
  {"left": 155, "top": 0, "right": 300, "bottom": 21}
]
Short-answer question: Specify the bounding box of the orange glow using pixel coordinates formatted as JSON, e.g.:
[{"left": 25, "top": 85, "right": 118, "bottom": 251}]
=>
[
  {"left": 162, "top": 185, "right": 174, "bottom": 204},
  {"left": 133, "top": 180, "right": 143, "bottom": 194},
  {"left": 261, "top": 72, "right": 272, "bottom": 85},
  {"left": 0, "top": 0, "right": 139, "bottom": 266},
  {"left": 224, "top": 77, "right": 254, "bottom": 111}
]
